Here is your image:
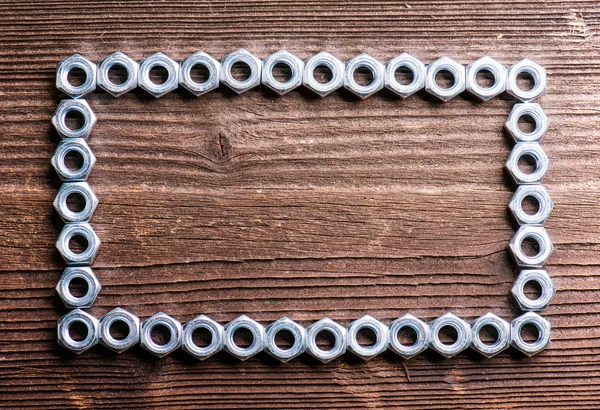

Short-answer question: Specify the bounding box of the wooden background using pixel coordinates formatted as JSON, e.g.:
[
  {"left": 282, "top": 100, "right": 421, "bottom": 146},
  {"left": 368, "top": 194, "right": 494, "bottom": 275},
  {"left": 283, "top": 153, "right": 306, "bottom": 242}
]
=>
[{"left": 1, "top": 0, "right": 600, "bottom": 408}]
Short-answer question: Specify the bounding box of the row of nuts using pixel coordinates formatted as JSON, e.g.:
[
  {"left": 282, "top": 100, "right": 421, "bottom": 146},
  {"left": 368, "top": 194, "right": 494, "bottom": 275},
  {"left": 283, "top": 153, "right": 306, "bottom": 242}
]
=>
[
  {"left": 56, "top": 51, "right": 547, "bottom": 102},
  {"left": 58, "top": 310, "right": 551, "bottom": 358}
]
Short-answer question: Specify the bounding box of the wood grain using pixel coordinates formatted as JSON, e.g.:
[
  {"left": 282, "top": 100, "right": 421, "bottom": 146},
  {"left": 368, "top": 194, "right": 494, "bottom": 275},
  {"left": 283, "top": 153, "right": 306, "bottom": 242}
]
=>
[{"left": 1, "top": 0, "right": 600, "bottom": 408}]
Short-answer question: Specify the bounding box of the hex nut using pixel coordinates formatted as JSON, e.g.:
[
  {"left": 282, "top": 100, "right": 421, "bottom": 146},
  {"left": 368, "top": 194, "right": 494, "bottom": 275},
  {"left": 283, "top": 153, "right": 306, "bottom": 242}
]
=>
[
  {"left": 506, "top": 58, "right": 547, "bottom": 102},
  {"left": 505, "top": 103, "right": 549, "bottom": 143},
  {"left": 509, "top": 185, "right": 554, "bottom": 226},
  {"left": 179, "top": 51, "right": 221, "bottom": 96},
  {"left": 138, "top": 52, "right": 180, "bottom": 98},
  {"left": 140, "top": 312, "right": 182, "bottom": 357},
  {"left": 53, "top": 182, "right": 99, "bottom": 223},
  {"left": 509, "top": 225, "right": 553, "bottom": 268},
  {"left": 343, "top": 53, "right": 385, "bottom": 99},
  {"left": 261, "top": 50, "right": 304, "bottom": 95},
  {"left": 100, "top": 308, "right": 141, "bottom": 353},
  {"left": 429, "top": 312, "right": 472, "bottom": 358},
  {"left": 263, "top": 317, "right": 306, "bottom": 362},
  {"left": 220, "top": 49, "right": 262, "bottom": 94},
  {"left": 388, "top": 314, "right": 430, "bottom": 359},
  {"left": 470, "top": 313, "right": 511, "bottom": 357},
  {"left": 55, "top": 266, "right": 101, "bottom": 308},
  {"left": 512, "top": 269, "right": 556, "bottom": 311},
  {"left": 425, "top": 57, "right": 466, "bottom": 102},
  {"left": 56, "top": 222, "right": 101, "bottom": 266},
  {"left": 52, "top": 99, "right": 97, "bottom": 140},
  {"left": 51, "top": 138, "right": 96, "bottom": 181},
  {"left": 57, "top": 309, "right": 99, "bottom": 354},
  {"left": 182, "top": 315, "right": 224, "bottom": 360},
  {"left": 56, "top": 54, "right": 97, "bottom": 98},
  {"left": 505, "top": 142, "right": 550, "bottom": 185},
  {"left": 97, "top": 52, "right": 139, "bottom": 97},
  {"left": 510, "top": 312, "right": 551, "bottom": 355},
  {"left": 303, "top": 51, "right": 345, "bottom": 97},
  {"left": 465, "top": 56, "right": 507, "bottom": 101},
  {"left": 346, "top": 315, "right": 388, "bottom": 360},
  {"left": 305, "top": 318, "right": 347, "bottom": 363},
  {"left": 384, "top": 53, "right": 426, "bottom": 98},
  {"left": 223, "top": 315, "right": 264, "bottom": 360}
]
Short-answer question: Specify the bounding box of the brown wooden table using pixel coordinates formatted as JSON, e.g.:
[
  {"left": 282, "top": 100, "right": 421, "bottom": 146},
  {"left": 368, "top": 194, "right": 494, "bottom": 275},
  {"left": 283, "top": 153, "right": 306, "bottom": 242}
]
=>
[{"left": 2, "top": 0, "right": 599, "bottom": 408}]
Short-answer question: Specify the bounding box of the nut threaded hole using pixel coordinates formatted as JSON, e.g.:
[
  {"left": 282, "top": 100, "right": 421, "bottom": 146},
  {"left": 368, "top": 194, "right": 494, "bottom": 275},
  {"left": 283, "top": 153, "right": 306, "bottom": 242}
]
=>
[
  {"left": 524, "top": 279, "right": 543, "bottom": 301},
  {"left": 521, "top": 236, "right": 541, "bottom": 258},
  {"left": 521, "top": 195, "right": 541, "bottom": 216},
  {"left": 438, "top": 325, "right": 458, "bottom": 346},
  {"left": 107, "top": 63, "right": 129, "bottom": 85},
  {"left": 435, "top": 69, "right": 455, "bottom": 89},
  {"left": 190, "top": 63, "right": 211, "bottom": 84},
  {"left": 313, "top": 64, "right": 333, "bottom": 84},
  {"left": 192, "top": 326, "right": 213, "bottom": 348},
  {"left": 68, "top": 234, "right": 89, "bottom": 254},
  {"left": 520, "top": 323, "right": 540, "bottom": 343},
  {"left": 64, "top": 150, "right": 84, "bottom": 171},
  {"left": 271, "top": 62, "right": 293, "bottom": 83},
  {"left": 64, "top": 110, "right": 85, "bottom": 131},
  {"left": 274, "top": 329, "right": 295, "bottom": 350},
  {"left": 230, "top": 61, "right": 251, "bottom": 82},
  {"left": 67, "top": 67, "right": 87, "bottom": 87},
  {"left": 396, "top": 326, "right": 418, "bottom": 346},
  {"left": 315, "top": 329, "right": 336, "bottom": 351},
  {"left": 353, "top": 66, "right": 374, "bottom": 86},
  {"left": 475, "top": 68, "right": 496, "bottom": 89},
  {"left": 517, "top": 153, "right": 538, "bottom": 175},
  {"left": 66, "top": 192, "right": 86, "bottom": 213},
  {"left": 517, "top": 114, "right": 537, "bottom": 134},
  {"left": 395, "top": 66, "right": 415, "bottom": 85},
  {"left": 109, "top": 320, "right": 131, "bottom": 341},
  {"left": 68, "top": 277, "right": 89, "bottom": 298},
  {"left": 232, "top": 326, "right": 254, "bottom": 348},
  {"left": 356, "top": 326, "right": 377, "bottom": 347},
  {"left": 149, "top": 65, "right": 169, "bottom": 85},
  {"left": 516, "top": 71, "right": 535, "bottom": 91},
  {"left": 69, "top": 320, "right": 89, "bottom": 342},
  {"left": 150, "top": 324, "right": 172, "bottom": 346},
  {"left": 478, "top": 324, "right": 500, "bottom": 346}
]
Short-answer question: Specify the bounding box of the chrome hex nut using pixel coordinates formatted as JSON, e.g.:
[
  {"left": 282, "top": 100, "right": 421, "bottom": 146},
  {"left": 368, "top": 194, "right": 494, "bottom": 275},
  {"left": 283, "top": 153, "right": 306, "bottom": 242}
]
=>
[
  {"left": 388, "top": 314, "right": 430, "bottom": 359},
  {"left": 263, "top": 317, "right": 306, "bottom": 363},
  {"left": 179, "top": 51, "right": 221, "bottom": 96},
  {"left": 465, "top": 56, "right": 507, "bottom": 101},
  {"left": 220, "top": 49, "right": 262, "bottom": 94},
  {"left": 100, "top": 308, "right": 141, "bottom": 353},
  {"left": 140, "top": 312, "right": 182, "bottom": 357},
  {"left": 57, "top": 309, "right": 99, "bottom": 354},
  {"left": 55, "top": 266, "right": 101, "bottom": 308},
  {"left": 53, "top": 182, "right": 99, "bottom": 223},
  {"left": 425, "top": 57, "right": 466, "bottom": 102},
  {"left": 505, "top": 103, "right": 549, "bottom": 143},
  {"left": 56, "top": 222, "right": 101, "bottom": 266},
  {"left": 262, "top": 50, "right": 304, "bottom": 95},
  {"left": 470, "top": 313, "right": 511, "bottom": 357},
  {"left": 305, "top": 318, "right": 347, "bottom": 363},
  {"left": 509, "top": 185, "right": 554, "bottom": 226},
  {"left": 56, "top": 54, "right": 97, "bottom": 98},
  {"left": 512, "top": 269, "right": 556, "bottom": 311},
  {"left": 509, "top": 225, "right": 553, "bottom": 268},
  {"left": 344, "top": 53, "right": 385, "bottom": 99},
  {"left": 138, "top": 52, "right": 180, "bottom": 98},
  {"left": 506, "top": 58, "right": 547, "bottom": 102},
  {"left": 346, "top": 315, "right": 388, "bottom": 360},
  {"left": 384, "top": 52, "right": 426, "bottom": 98},
  {"left": 510, "top": 312, "right": 551, "bottom": 356},
  {"left": 505, "top": 142, "right": 550, "bottom": 185},
  {"left": 429, "top": 312, "right": 472, "bottom": 358},
  {"left": 223, "top": 315, "right": 264, "bottom": 360},
  {"left": 97, "top": 52, "right": 139, "bottom": 97},
  {"left": 182, "top": 315, "right": 224, "bottom": 360},
  {"left": 51, "top": 138, "right": 96, "bottom": 182},
  {"left": 303, "top": 51, "right": 345, "bottom": 97},
  {"left": 52, "top": 99, "right": 97, "bottom": 140}
]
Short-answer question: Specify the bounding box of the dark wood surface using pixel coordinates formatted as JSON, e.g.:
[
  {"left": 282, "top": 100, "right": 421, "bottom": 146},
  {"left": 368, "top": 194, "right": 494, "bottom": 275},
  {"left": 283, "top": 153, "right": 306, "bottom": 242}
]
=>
[{"left": 1, "top": 0, "right": 600, "bottom": 408}]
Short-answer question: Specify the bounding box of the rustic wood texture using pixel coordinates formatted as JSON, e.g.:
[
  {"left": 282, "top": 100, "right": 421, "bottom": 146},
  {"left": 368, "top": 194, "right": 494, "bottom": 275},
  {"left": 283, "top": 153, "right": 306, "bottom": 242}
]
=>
[{"left": 1, "top": 0, "right": 600, "bottom": 408}]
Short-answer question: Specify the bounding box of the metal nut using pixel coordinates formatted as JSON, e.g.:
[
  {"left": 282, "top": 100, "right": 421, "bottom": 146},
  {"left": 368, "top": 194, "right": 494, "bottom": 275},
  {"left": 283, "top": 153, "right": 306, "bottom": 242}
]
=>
[
  {"left": 305, "top": 318, "right": 347, "bottom": 363},
  {"left": 384, "top": 53, "right": 426, "bottom": 98},
  {"left": 55, "top": 266, "right": 101, "bottom": 308},
  {"left": 138, "top": 52, "right": 179, "bottom": 98},
  {"left": 182, "top": 315, "right": 224, "bottom": 360},
  {"left": 57, "top": 309, "right": 99, "bottom": 354},
  {"left": 510, "top": 312, "right": 551, "bottom": 355},
  {"left": 429, "top": 312, "right": 472, "bottom": 358},
  {"left": 470, "top": 313, "right": 510, "bottom": 357},
  {"left": 140, "top": 312, "right": 182, "bottom": 357},
  {"left": 512, "top": 269, "right": 556, "bottom": 311},
  {"left": 509, "top": 225, "right": 553, "bottom": 268},
  {"left": 53, "top": 182, "right": 99, "bottom": 223},
  {"left": 465, "top": 56, "right": 507, "bottom": 101},
  {"left": 303, "top": 51, "right": 345, "bottom": 97},
  {"left": 179, "top": 51, "right": 221, "bottom": 96},
  {"left": 100, "top": 307, "right": 140, "bottom": 353},
  {"left": 51, "top": 139, "right": 96, "bottom": 181},
  {"left": 220, "top": 49, "right": 262, "bottom": 94},
  {"left": 509, "top": 185, "right": 554, "bottom": 226},
  {"left": 263, "top": 317, "right": 306, "bottom": 362},
  {"left": 344, "top": 53, "right": 385, "bottom": 99},
  {"left": 425, "top": 57, "right": 466, "bottom": 102},
  {"left": 52, "top": 99, "right": 97, "bottom": 140},
  {"left": 505, "top": 142, "right": 550, "bottom": 185},
  {"left": 223, "top": 315, "right": 264, "bottom": 360},
  {"left": 346, "top": 315, "right": 388, "bottom": 360},
  {"left": 505, "top": 103, "right": 549, "bottom": 143},
  {"left": 56, "top": 222, "right": 101, "bottom": 266},
  {"left": 56, "top": 54, "right": 97, "bottom": 98},
  {"left": 97, "top": 52, "right": 139, "bottom": 97},
  {"left": 506, "top": 58, "right": 547, "bottom": 102},
  {"left": 261, "top": 50, "right": 304, "bottom": 95},
  {"left": 388, "top": 314, "right": 430, "bottom": 359}
]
